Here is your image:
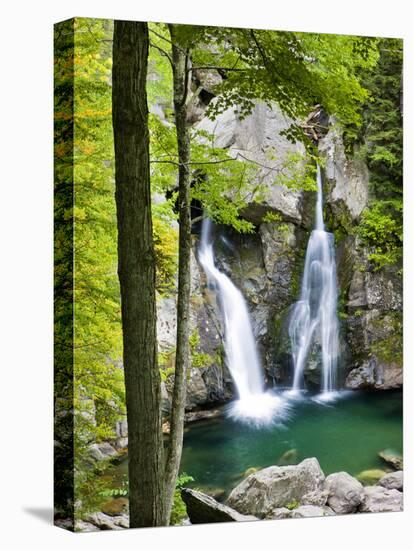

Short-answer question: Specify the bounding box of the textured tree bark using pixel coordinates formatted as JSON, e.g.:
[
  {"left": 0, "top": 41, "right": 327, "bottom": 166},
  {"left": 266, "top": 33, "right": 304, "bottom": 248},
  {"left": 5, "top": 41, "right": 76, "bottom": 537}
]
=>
[
  {"left": 112, "top": 20, "right": 164, "bottom": 528},
  {"left": 162, "top": 24, "right": 192, "bottom": 524}
]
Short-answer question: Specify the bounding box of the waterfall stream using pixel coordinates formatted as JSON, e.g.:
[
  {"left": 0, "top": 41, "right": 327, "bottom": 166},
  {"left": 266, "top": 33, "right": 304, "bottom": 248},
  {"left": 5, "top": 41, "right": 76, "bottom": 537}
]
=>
[
  {"left": 198, "top": 218, "right": 284, "bottom": 424},
  {"left": 288, "top": 165, "right": 339, "bottom": 397}
]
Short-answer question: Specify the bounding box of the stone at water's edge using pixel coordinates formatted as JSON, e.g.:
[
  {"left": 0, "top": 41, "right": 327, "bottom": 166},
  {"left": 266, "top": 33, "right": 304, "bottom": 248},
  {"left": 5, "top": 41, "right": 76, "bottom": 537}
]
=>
[
  {"left": 101, "top": 497, "right": 129, "bottom": 517},
  {"left": 379, "top": 471, "right": 403, "bottom": 491},
  {"left": 226, "top": 458, "right": 325, "bottom": 518},
  {"left": 379, "top": 449, "right": 403, "bottom": 470},
  {"left": 356, "top": 469, "right": 389, "bottom": 487},
  {"left": 265, "top": 505, "right": 335, "bottom": 520},
  {"left": 324, "top": 472, "right": 364, "bottom": 514},
  {"left": 181, "top": 488, "right": 258, "bottom": 524},
  {"left": 359, "top": 486, "right": 403, "bottom": 513},
  {"left": 85, "top": 512, "right": 129, "bottom": 530}
]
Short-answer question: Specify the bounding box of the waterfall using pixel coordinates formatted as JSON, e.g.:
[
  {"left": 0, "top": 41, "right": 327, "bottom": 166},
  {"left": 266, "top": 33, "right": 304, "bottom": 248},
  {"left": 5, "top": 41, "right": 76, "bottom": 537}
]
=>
[
  {"left": 198, "top": 218, "right": 285, "bottom": 423},
  {"left": 288, "top": 165, "right": 339, "bottom": 397}
]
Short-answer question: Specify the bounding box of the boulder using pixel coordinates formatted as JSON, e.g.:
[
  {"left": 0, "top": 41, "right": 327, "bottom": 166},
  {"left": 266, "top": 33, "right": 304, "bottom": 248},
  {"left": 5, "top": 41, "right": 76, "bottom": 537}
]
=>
[
  {"left": 88, "top": 442, "right": 117, "bottom": 462},
  {"left": 184, "top": 408, "right": 222, "bottom": 423},
  {"left": 181, "top": 488, "right": 258, "bottom": 524},
  {"left": 87, "top": 512, "right": 129, "bottom": 530},
  {"left": 301, "top": 488, "right": 329, "bottom": 507},
  {"left": 101, "top": 497, "right": 129, "bottom": 516},
  {"left": 379, "top": 449, "right": 403, "bottom": 470},
  {"left": 359, "top": 486, "right": 403, "bottom": 513},
  {"left": 290, "top": 505, "right": 335, "bottom": 518},
  {"left": 379, "top": 471, "right": 403, "bottom": 491},
  {"left": 265, "top": 507, "right": 293, "bottom": 519},
  {"left": 265, "top": 504, "right": 334, "bottom": 519},
  {"left": 74, "top": 520, "right": 100, "bottom": 532},
  {"left": 345, "top": 362, "right": 403, "bottom": 391},
  {"left": 227, "top": 458, "right": 325, "bottom": 518},
  {"left": 325, "top": 472, "right": 364, "bottom": 513}
]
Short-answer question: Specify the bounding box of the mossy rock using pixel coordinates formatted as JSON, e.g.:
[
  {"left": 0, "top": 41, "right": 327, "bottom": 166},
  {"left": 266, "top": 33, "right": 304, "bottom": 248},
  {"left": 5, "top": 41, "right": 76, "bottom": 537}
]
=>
[
  {"left": 277, "top": 448, "right": 298, "bottom": 466},
  {"left": 356, "top": 469, "right": 388, "bottom": 486},
  {"left": 101, "top": 497, "right": 129, "bottom": 516},
  {"left": 243, "top": 466, "right": 260, "bottom": 478}
]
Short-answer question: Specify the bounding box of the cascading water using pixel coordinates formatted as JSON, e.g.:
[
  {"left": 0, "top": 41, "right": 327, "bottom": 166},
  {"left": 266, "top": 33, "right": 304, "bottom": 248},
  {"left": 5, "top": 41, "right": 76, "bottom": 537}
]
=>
[
  {"left": 198, "top": 218, "right": 285, "bottom": 424},
  {"left": 288, "top": 165, "right": 339, "bottom": 398}
]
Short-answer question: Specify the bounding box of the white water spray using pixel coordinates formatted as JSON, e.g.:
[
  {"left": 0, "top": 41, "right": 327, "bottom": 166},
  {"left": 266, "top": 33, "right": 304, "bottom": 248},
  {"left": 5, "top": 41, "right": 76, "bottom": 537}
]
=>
[
  {"left": 198, "top": 219, "right": 285, "bottom": 424},
  {"left": 288, "top": 166, "right": 339, "bottom": 397}
]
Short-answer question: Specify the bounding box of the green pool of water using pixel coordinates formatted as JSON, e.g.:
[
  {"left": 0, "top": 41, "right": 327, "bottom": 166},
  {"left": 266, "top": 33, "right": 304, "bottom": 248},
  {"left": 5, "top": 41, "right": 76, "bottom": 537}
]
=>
[
  {"left": 179, "top": 390, "right": 402, "bottom": 495},
  {"left": 108, "top": 390, "right": 402, "bottom": 498}
]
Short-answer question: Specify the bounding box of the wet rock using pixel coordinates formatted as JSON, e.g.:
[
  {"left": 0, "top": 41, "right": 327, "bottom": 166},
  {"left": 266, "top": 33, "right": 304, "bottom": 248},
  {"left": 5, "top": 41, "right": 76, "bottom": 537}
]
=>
[
  {"left": 277, "top": 448, "right": 298, "bottom": 466},
  {"left": 345, "top": 359, "right": 402, "bottom": 391},
  {"left": 379, "top": 449, "right": 403, "bottom": 470},
  {"left": 181, "top": 488, "right": 258, "bottom": 524},
  {"left": 184, "top": 408, "right": 222, "bottom": 423},
  {"left": 227, "top": 458, "right": 325, "bottom": 518},
  {"left": 325, "top": 472, "right": 364, "bottom": 513},
  {"left": 379, "top": 471, "right": 403, "bottom": 491},
  {"left": 359, "top": 486, "right": 403, "bottom": 513}
]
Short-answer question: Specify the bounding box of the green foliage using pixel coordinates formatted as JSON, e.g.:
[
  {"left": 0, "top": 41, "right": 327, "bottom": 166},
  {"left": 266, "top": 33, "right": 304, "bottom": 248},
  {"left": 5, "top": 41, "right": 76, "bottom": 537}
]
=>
[
  {"left": 189, "top": 329, "right": 214, "bottom": 369},
  {"left": 152, "top": 211, "right": 179, "bottom": 295},
  {"left": 99, "top": 475, "right": 129, "bottom": 498},
  {"left": 349, "top": 38, "right": 403, "bottom": 271},
  {"left": 68, "top": 19, "right": 180, "bottom": 519},
  {"left": 285, "top": 500, "right": 300, "bottom": 510},
  {"left": 370, "top": 313, "right": 403, "bottom": 366},
  {"left": 170, "top": 473, "right": 195, "bottom": 525},
  {"left": 184, "top": 27, "right": 378, "bottom": 139},
  {"left": 358, "top": 201, "right": 402, "bottom": 269}
]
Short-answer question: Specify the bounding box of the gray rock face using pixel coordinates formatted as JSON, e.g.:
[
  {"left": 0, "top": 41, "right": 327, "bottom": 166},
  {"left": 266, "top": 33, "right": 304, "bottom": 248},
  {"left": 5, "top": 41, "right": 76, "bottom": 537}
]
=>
[
  {"left": 325, "top": 472, "right": 364, "bottom": 514},
  {"left": 227, "top": 458, "right": 325, "bottom": 518},
  {"left": 319, "top": 125, "right": 369, "bottom": 221},
  {"left": 359, "top": 486, "right": 403, "bottom": 513},
  {"left": 345, "top": 361, "right": 402, "bottom": 390},
  {"left": 196, "top": 101, "right": 306, "bottom": 225},
  {"left": 348, "top": 269, "right": 402, "bottom": 311},
  {"left": 181, "top": 488, "right": 258, "bottom": 524},
  {"left": 379, "top": 471, "right": 403, "bottom": 491}
]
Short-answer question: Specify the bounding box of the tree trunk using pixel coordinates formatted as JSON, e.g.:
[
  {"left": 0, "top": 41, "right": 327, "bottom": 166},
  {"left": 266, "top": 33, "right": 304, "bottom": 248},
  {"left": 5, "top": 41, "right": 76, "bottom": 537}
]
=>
[
  {"left": 163, "top": 24, "right": 192, "bottom": 524},
  {"left": 112, "top": 20, "right": 164, "bottom": 528}
]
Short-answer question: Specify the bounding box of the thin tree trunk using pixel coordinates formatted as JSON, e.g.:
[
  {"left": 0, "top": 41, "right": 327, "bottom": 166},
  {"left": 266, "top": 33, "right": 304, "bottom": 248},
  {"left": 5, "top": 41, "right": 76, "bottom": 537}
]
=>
[
  {"left": 163, "top": 23, "right": 192, "bottom": 524},
  {"left": 112, "top": 20, "right": 164, "bottom": 528}
]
